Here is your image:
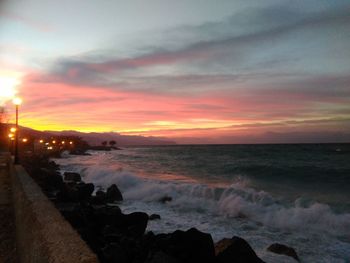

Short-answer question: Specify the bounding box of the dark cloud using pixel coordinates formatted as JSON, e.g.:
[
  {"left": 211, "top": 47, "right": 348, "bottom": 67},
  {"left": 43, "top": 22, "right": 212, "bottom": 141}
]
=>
[{"left": 28, "top": 3, "right": 350, "bottom": 111}]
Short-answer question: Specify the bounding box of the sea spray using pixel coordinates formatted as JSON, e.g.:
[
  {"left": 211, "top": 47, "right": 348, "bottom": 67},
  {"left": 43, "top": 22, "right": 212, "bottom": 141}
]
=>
[{"left": 54, "top": 145, "right": 350, "bottom": 262}]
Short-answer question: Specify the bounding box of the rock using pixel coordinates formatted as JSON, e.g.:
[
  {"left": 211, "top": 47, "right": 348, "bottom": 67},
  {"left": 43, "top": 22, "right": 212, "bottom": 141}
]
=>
[
  {"left": 215, "top": 238, "right": 232, "bottom": 255},
  {"left": 56, "top": 182, "right": 94, "bottom": 202},
  {"left": 123, "top": 212, "right": 149, "bottom": 237},
  {"left": 77, "top": 183, "right": 94, "bottom": 200},
  {"left": 69, "top": 149, "right": 91, "bottom": 156},
  {"left": 152, "top": 228, "right": 215, "bottom": 263},
  {"left": 64, "top": 172, "right": 81, "bottom": 182},
  {"left": 149, "top": 214, "right": 161, "bottom": 220},
  {"left": 91, "top": 190, "right": 107, "bottom": 204},
  {"left": 102, "top": 243, "right": 128, "bottom": 263},
  {"left": 106, "top": 184, "right": 123, "bottom": 202},
  {"left": 56, "top": 185, "right": 79, "bottom": 202},
  {"left": 93, "top": 205, "right": 123, "bottom": 227},
  {"left": 267, "top": 243, "right": 300, "bottom": 262},
  {"left": 147, "top": 251, "right": 181, "bottom": 263},
  {"left": 216, "top": 236, "right": 265, "bottom": 263},
  {"left": 159, "top": 196, "right": 172, "bottom": 203},
  {"left": 33, "top": 168, "right": 64, "bottom": 192}
]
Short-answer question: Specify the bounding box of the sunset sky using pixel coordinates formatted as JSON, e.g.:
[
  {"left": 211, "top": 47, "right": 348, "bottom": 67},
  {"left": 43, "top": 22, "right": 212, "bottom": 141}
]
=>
[{"left": 1, "top": 0, "right": 350, "bottom": 143}]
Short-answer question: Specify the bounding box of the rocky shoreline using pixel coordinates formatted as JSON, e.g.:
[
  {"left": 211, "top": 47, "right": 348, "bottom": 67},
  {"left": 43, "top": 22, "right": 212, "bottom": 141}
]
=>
[{"left": 21, "top": 152, "right": 300, "bottom": 263}]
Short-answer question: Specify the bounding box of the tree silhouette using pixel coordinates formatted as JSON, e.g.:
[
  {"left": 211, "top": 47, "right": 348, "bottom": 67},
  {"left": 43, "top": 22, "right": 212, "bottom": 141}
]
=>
[
  {"left": 101, "top": 141, "right": 107, "bottom": 146},
  {"left": 109, "top": 140, "right": 117, "bottom": 147}
]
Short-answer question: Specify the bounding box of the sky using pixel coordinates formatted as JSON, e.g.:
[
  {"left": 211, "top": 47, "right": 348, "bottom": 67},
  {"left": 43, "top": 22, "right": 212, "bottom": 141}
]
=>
[{"left": 0, "top": 0, "right": 350, "bottom": 143}]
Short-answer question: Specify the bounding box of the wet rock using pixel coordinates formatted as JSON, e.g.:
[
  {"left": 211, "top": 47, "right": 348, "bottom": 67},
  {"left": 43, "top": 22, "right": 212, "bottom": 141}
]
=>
[
  {"left": 91, "top": 190, "right": 107, "bottom": 204},
  {"left": 149, "top": 214, "right": 161, "bottom": 220},
  {"left": 106, "top": 184, "right": 123, "bottom": 202},
  {"left": 56, "top": 182, "right": 94, "bottom": 202},
  {"left": 93, "top": 205, "right": 123, "bottom": 227},
  {"left": 159, "top": 196, "right": 172, "bottom": 203},
  {"left": 33, "top": 168, "right": 64, "bottom": 192},
  {"left": 56, "top": 185, "right": 79, "bottom": 202},
  {"left": 267, "top": 243, "right": 300, "bottom": 262},
  {"left": 64, "top": 172, "right": 81, "bottom": 182},
  {"left": 152, "top": 228, "right": 215, "bottom": 263},
  {"left": 215, "top": 238, "right": 232, "bottom": 255},
  {"left": 216, "top": 236, "right": 265, "bottom": 263},
  {"left": 77, "top": 183, "right": 94, "bottom": 200},
  {"left": 102, "top": 243, "right": 128, "bottom": 263},
  {"left": 123, "top": 212, "right": 149, "bottom": 237},
  {"left": 147, "top": 251, "right": 181, "bottom": 263}
]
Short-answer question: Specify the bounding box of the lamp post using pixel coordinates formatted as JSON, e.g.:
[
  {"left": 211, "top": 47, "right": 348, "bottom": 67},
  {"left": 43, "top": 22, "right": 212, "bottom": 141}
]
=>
[{"left": 13, "top": 97, "right": 22, "bottom": 164}]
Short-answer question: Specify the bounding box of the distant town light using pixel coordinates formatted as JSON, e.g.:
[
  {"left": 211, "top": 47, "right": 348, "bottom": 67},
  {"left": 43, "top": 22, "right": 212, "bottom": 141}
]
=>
[
  {"left": 22, "top": 138, "right": 28, "bottom": 142},
  {"left": 45, "top": 142, "right": 49, "bottom": 145},
  {"left": 52, "top": 140, "right": 56, "bottom": 144},
  {"left": 8, "top": 133, "right": 14, "bottom": 138},
  {"left": 39, "top": 139, "right": 44, "bottom": 143},
  {"left": 10, "top": 127, "right": 16, "bottom": 133},
  {"left": 61, "top": 141, "right": 65, "bottom": 144},
  {"left": 69, "top": 141, "right": 73, "bottom": 145}
]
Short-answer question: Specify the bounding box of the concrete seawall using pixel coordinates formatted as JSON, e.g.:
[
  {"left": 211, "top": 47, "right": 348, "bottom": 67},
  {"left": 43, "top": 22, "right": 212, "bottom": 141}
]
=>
[{"left": 9, "top": 158, "right": 99, "bottom": 263}]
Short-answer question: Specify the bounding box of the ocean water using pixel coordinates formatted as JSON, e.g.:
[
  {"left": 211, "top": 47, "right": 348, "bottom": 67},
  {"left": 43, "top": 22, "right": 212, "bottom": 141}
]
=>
[{"left": 55, "top": 144, "right": 350, "bottom": 262}]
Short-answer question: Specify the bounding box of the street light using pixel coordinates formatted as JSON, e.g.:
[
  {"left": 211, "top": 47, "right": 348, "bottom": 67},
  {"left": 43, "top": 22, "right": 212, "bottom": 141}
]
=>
[{"left": 13, "top": 97, "right": 22, "bottom": 164}]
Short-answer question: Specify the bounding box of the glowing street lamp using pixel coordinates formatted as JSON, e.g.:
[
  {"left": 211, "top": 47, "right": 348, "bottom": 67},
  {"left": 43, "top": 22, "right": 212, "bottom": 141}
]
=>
[
  {"left": 10, "top": 127, "right": 16, "bottom": 133},
  {"left": 13, "top": 97, "right": 22, "bottom": 164}
]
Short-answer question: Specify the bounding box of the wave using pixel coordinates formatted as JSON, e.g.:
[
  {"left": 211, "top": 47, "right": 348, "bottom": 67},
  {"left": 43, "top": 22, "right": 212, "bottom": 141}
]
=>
[{"left": 57, "top": 157, "right": 350, "bottom": 238}]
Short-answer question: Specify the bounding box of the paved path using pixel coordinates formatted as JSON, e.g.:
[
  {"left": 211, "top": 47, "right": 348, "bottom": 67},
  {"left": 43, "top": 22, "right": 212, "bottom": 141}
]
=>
[{"left": 0, "top": 154, "right": 18, "bottom": 263}]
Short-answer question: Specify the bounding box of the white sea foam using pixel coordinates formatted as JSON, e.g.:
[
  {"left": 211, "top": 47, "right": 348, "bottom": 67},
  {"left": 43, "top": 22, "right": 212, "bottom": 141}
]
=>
[
  {"left": 56, "top": 153, "right": 350, "bottom": 237},
  {"left": 54, "top": 151, "right": 350, "bottom": 262}
]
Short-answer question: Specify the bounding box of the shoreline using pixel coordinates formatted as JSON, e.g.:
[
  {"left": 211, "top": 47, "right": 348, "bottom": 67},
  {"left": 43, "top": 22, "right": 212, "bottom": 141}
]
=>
[{"left": 21, "top": 151, "right": 301, "bottom": 263}]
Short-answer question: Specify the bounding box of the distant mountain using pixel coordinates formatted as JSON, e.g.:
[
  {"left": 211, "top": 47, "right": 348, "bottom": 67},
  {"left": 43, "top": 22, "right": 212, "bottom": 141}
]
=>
[{"left": 2, "top": 124, "right": 176, "bottom": 146}]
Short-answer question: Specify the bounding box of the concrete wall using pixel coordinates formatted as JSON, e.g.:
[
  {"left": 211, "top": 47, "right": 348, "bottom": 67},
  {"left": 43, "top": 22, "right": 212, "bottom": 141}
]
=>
[{"left": 9, "top": 161, "right": 99, "bottom": 263}]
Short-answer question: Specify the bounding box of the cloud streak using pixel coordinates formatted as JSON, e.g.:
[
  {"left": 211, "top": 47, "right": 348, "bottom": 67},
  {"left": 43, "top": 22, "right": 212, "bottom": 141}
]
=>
[{"left": 6, "top": 2, "right": 350, "bottom": 143}]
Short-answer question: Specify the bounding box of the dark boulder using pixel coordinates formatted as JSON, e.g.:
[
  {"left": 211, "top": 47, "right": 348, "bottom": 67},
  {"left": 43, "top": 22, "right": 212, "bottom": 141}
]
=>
[
  {"left": 123, "top": 212, "right": 149, "bottom": 237},
  {"left": 91, "top": 190, "right": 107, "bottom": 204},
  {"left": 159, "top": 196, "right": 172, "bottom": 203},
  {"left": 151, "top": 228, "right": 215, "bottom": 263},
  {"left": 216, "top": 236, "right": 265, "bottom": 263},
  {"left": 149, "top": 214, "right": 161, "bottom": 220},
  {"left": 267, "top": 243, "right": 300, "bottom": 262},
  {"left": 146, "top": 251, "right": 181, "bottom": 263},
  {"left": 77, "top": 183, "right": 94, "bottom": 200},
  {"left": 56, "top": 182, "right": 94, "bottom": 202},
  {"left": 64, "top": 172, "right": 81, "bottom": 182},
  {"left": 102, "top": 243, "right": 128, "bottom": 263},
  {"left": 93, "top": 205, "right": 123, "bottom": 227},
  {"left": 106, "top": 184, "right": 123, "bottom": 202},
  {"left": 33, "top": 168, "right": 64, "bottom": 192},
  {"left": 56, "top": 184, "right": 79, "bottom": 202}
]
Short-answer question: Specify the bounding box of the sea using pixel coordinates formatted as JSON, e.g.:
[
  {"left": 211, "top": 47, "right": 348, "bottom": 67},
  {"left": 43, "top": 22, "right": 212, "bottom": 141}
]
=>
[{"left": 55, "top": 144, "right": 350, "bottom": 263}]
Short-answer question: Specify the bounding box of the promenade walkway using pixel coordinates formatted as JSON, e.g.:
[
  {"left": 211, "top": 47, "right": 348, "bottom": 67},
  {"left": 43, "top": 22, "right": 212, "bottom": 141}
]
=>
[{"left": 0, "top": 153, "right": 18, "bottom": 263}]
